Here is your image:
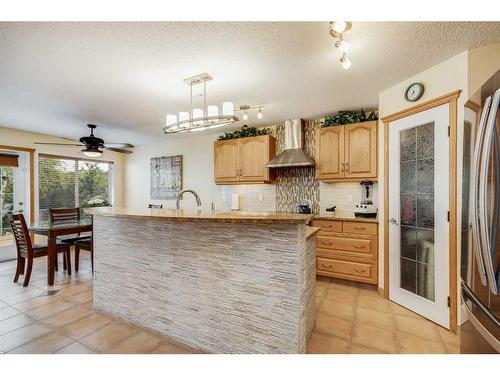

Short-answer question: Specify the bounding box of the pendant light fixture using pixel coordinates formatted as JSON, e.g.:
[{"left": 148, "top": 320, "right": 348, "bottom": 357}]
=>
[{"left": 163, "top": 73, "right": 238, "bottom": 134}]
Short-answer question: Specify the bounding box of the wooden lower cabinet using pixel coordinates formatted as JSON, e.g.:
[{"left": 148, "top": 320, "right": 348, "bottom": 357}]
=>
[
  {"left": 317, "top": 258, "right": 377, "bottom": 284},
  {"left": 312, "top": 219, "right": 378, "bottom": 285}
]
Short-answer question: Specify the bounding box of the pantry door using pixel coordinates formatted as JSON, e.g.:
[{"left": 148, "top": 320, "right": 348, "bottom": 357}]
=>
[{"left": 388, "top": 103, "right": 450, "bottom": 328}]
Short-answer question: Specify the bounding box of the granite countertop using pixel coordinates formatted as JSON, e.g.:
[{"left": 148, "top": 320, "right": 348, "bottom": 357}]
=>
[
  {"left": 314, "top": 210, "right": 379, "bottom": 223},
  {"left": 306, "top": 226, "right": 320, "bottom": 239},
  {"left": 85, "top": 207, "right": 315, "bottom": 224}
]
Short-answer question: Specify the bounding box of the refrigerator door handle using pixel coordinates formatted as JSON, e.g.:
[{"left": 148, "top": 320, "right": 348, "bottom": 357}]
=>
[
  {"left": 471, "top": 96, "right": 491, "bottom": 286},
  {"left": 493, "top": 128, "right": 500, "bottom": 289},
  {"left": 462, "top": 282, "right": 500, "bottom": 353},
  {"left": 462, "top": 282, "right": 500, "bottom": 328},
  {"left": 479, "top": 88, "right": 500, "bottom": 295}
]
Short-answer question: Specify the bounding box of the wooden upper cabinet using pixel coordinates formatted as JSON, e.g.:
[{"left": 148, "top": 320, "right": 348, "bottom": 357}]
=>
[
  {"left": 214, "top": 139, "right": 239, "bottom": 183},
  {"left": 214, "top": 135, "right": 275, "bottom": 184},
  {"left": 239, "top": 136, "right": 271, "bottom": 181},
  {"left": 315, "top": 120, "right": 377, "bottom": 181},
  {"left": 316, "top": 126, "right": 344, "bottom": 180},
  {"left": 344, "top": 122, "right": 377, "bottom": 178}
]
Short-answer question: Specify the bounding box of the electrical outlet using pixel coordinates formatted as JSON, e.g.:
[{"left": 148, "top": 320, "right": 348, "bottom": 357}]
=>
[
  {"left": 258, "top": 194, "right": 264, "bottom": 202},
  {"left": 347, "top": 194, "right": 353, "bottom": 203}
]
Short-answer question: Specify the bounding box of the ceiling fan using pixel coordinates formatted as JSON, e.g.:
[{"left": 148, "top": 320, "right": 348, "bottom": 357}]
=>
[{"left": 34, "top": 124, "right": 134, "bottom": 158}]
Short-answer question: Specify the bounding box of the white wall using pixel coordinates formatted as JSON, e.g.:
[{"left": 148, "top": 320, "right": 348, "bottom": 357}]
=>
[
  {"left": 124, "top": 133, "right": 221, "bottom": 210},
  {"left": 319, "top": 181, "right": 379, "bottom": 213},
  {"left": 468, "top": 42, "right": 500, "bottom": 99},
  {"left": 0, "top": 125, "right": 126, "bottom": 219}
]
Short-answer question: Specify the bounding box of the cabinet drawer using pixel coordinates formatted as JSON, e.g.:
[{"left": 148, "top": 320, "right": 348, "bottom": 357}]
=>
[
  {"left": 316, "top": 257, "right": 376, "bottom": 284},
  {"left": 342, "top": 221, "right": 377, "bottom": 236},
  {"left": 312, "top": 220, "right": 342, "bottom": 233},
  {"left": 316, "top": 235, "right": 374, "bottom": 258}
]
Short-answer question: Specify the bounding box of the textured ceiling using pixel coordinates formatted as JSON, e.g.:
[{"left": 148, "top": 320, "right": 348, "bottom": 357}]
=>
[{"left": 0, "top": 22, "right": 499, "bottom": 144}]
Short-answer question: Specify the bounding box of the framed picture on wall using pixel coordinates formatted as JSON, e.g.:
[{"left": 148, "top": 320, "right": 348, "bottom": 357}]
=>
[{"left": 150, "top": 155, "right": 182, "bottom": 200}]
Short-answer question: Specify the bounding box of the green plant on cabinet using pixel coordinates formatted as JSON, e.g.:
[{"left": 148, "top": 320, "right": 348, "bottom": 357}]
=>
[
  {"left": 217, "top": 125, "right": 271, "bottom": 141},
  {"left": 321, "top": 109, "right": 378, "bottom": 128}
]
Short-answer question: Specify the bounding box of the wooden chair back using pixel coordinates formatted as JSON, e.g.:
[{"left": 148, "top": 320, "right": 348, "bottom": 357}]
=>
[
  {"left": 49, "top": 207, "right": 80, "bottom": 224},
  {"left": 8, "top": 213, "right": 33, "bottom": 257}
]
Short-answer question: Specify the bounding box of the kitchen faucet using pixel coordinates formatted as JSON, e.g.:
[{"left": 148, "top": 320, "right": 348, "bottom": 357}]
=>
[{"left": 176, "top": 189, "right": 202, "bottom": 210}]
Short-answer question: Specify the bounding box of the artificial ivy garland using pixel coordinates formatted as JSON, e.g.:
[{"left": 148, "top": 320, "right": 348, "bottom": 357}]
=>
[{"left": 217, "top": 125, "right": 271, "bottom": 141}]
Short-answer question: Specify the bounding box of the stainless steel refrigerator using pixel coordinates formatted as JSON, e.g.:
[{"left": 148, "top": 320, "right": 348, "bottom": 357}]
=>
[{"left": 461, "top": 70, "right": 500, "bottom": 353}]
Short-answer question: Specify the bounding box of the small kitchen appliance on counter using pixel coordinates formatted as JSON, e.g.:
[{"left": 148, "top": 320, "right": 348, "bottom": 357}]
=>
[
  {"left": 354, "top": 180, "right": 378, "bottom": 218},
  {"left": 297, "top": 199, "right": 312, "bottom": 214}
]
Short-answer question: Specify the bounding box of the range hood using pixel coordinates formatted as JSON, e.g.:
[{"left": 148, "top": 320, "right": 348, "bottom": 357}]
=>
[{"left": 266, "top": 119, "right": 315, "bottom": 168}]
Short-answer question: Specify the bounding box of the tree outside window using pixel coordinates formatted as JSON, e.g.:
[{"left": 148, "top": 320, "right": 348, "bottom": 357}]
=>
[{"left": 38, "top": 156, "right": 113, "bottom": 221}]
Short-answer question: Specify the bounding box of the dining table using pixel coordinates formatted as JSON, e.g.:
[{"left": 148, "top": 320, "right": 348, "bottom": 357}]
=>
[{"left": 30, "top": 217, "right": 93, "bottom": 285}]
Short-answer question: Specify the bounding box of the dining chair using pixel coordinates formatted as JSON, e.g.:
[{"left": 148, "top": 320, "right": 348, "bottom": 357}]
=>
[
  {"left": 8, "top": 213, "right": 72, "bottom": 287},
  {"left": 75, "top": 239, "right": 93, "bottom": 273},
  {"left": 148, "top": 204, "right": 163, "bottom": 208},
  {"left": 49, "top": 208, "right": 91, "bottom": 243}
]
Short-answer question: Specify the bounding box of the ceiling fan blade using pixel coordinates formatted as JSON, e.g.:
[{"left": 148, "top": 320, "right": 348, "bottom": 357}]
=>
[
  {"left": 103, "top": 146, "right": 133, "bottom": 154},
  {"left": 61, "top": 136, "right": 80, "bottom": 142},
  {"left": 34, "top": 142, "right": 83, "bottom": 146},
  {"left": 103, "top": 143, "right": 135, "bottom": 148}
]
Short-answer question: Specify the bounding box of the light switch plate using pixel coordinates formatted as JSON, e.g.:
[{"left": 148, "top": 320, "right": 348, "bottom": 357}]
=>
[
  {"left": 347, "top": 194, "right": 353, "bottom": 203},
  {"left": 258, "top": 194, "right": 264, "bottom": 202}
]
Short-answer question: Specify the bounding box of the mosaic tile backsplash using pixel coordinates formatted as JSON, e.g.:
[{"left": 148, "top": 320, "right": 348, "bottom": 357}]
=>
[{"left": 275, "top": 119, "right": 320, "bottom": 213}]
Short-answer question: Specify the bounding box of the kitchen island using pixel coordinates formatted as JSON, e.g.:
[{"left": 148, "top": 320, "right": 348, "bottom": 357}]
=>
[{"left": 85, "top": 207, "right": 317, "bottom": 354}]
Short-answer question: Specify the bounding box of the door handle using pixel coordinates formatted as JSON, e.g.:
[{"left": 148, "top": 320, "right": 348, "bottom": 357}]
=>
[
  {"left": 478, "top": 88, "right": 500, "bottom": 295},
  {"left": 471, "top": 95, "right": 491, "bottom": 286},
  {"left": 389, "top": 217, "right": 399, "bottom": 225}
]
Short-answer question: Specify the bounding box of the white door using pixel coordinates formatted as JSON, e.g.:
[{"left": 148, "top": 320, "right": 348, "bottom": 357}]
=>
[
  {"left": 389, "top": 103, "right": 450, "bottom": 328},
  {"left": 0, "top": 152, "right": 29, "bottom": 262}
]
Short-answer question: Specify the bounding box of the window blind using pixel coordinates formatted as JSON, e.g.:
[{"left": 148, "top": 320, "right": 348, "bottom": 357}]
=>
[
  {"left": 0, "top": 153, "right": 19, "bottom": 167},
  {"left": 38, "top": 155, "right": 113, "bottom": 221}
]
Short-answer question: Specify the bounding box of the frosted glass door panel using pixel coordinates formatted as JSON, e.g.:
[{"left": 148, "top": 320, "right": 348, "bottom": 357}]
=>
[{"left": 399, "top": 123, "right": 435, "bottom": 301}]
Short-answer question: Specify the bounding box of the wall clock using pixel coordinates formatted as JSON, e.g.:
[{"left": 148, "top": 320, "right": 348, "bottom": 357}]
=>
[{"left": 404, "top": 82, "right": 425, "bottom": 102}]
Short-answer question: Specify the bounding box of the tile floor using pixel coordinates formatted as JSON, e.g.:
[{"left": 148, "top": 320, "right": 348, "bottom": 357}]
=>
[
  {"left": 309, "top": 276, "right": 460, "bottom": 354},
  {"left": 0, "top": 253, "right": 459, "bottom": 354}
]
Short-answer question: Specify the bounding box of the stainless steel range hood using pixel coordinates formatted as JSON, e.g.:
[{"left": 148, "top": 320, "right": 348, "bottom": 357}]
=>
[{"left": 266, "top": 119, "right": 315, "bottom": 168}]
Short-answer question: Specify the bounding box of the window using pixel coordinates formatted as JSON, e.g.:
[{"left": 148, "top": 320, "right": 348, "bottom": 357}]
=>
[{"left": 38, "top": 155, "right": 113, "bottom": 220}]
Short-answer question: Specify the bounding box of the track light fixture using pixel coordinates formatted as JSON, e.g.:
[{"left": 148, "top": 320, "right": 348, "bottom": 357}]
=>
[
  {"left": 329, "top": 21, "right": 353, "bottom": 69},
  {"left": 236, "top": 104, "right": 264, "bottom": 121}
]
